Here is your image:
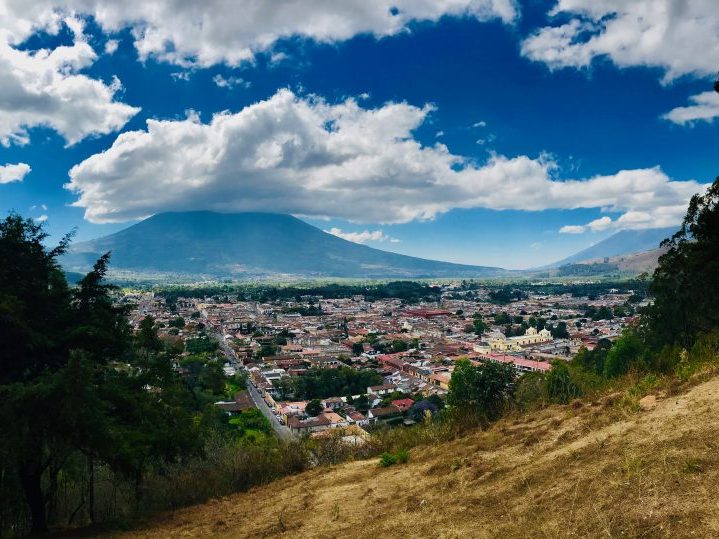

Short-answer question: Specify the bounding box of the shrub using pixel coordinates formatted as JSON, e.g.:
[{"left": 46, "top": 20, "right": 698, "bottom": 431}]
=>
[
  {"left": 395, "top": 449, "right": 410, "bottom": 464},
  {"left": 675, "top": 329, "right": 719, "bottom": 380},
  {"left": 604, "top": 331, "right": 647, "bottom": 377},
  {"left": 628, "top": 374, "right": 660, "bottom": 397},
  {"left": 545, "top": 361, "right": 582, "bottom": 404},
  {"left": 447, "top": 359, "right": 516, "bottom": 421},
  {"left": 650, "top": 344, "right": 683, "bottom": 374},
  {"left": 378, "top": 449, "right": 410, "bottom": 467},
  {"left": 379, "top": 452, "right": 398, "bottom": 467},
  {"left": 514, "top": 371, "right": 547, "bottom": 410}
]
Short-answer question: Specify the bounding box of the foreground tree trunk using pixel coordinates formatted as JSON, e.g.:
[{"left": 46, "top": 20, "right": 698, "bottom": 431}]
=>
[{"left": 19, "top": 458, "right": 47, "bottom": 535}]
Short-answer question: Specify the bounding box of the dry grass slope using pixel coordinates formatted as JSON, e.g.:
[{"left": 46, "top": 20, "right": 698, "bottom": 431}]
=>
[{"left": 111, "top": 376, "right": 719, "bottom": 539}]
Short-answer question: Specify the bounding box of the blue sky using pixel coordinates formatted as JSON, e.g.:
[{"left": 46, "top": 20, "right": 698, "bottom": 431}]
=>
[{"left": 1, "top": 0, "right": 718, "bottom": 268}]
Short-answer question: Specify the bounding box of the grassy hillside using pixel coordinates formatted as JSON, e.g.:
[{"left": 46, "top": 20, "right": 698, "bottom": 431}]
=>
[
  {"left": 548, "top": 227, "right": 675, "bottom": 268},
  {"left": 108, "top": 372, "right": 719, "bottom": 539},
  {"left": 578, "top": 247, "right": 667, "bottom": 274}
]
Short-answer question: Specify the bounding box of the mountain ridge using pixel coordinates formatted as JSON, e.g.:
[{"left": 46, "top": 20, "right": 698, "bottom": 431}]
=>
[
  {"left": 63, "top": 211, "right": 507, "bottom": 279},
  {"left": 545, "top": 226, "right": 676, "bottom": 269}
]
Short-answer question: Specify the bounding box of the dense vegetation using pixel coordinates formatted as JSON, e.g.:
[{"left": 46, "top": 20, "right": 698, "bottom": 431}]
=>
[
  {"left": 0, "top": 215, "right": 272, "bottom": 535},
  {"left": 556, "top": 262, "right": 619, "bottom": 277},
  {"left": 447, "top": 279, "right": 649, "bottom": 302},
  {"left": 290, "top": 367, "right": 383, "bottom": 400},
  {"left": 160, "top": 280, "right": 441, "bottom": 306}
]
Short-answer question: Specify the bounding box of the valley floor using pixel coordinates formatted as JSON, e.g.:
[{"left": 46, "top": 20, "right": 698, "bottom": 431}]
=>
[{"left": 112, "top": 376, "right": 719, "bottom": 538}]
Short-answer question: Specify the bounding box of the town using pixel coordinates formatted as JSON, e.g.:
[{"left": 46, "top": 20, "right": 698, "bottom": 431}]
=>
[{"left": 122, "top": 280, "right": 645, "bottom": 441}]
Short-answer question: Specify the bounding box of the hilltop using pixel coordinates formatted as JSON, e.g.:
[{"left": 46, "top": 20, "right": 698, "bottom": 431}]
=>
[
  {"left": 62, "top": 212, "right": 506, "bottom": 279},
  {"left": 112, "top": 373, "right": 719, "bottom": 539},
  {"left": 547, "top": 227, "right": 675, "bottom": 268}
]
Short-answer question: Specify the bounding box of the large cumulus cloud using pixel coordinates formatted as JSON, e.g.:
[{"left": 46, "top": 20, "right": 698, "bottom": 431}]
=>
[
  {"left": 0, "top": 162, "right": 30, "bottom": 183},
  {"left": 66, "top": 89, "right": 707, "bottom": 232},
  {"left": 1, "top": 0, "right": 518, "bottom": 67},
  {"left": 521, "top": 0, "right": 719, "bottom": 82},
  {"left": 0, "top": 15, "right": 139, "bottom": 146}
]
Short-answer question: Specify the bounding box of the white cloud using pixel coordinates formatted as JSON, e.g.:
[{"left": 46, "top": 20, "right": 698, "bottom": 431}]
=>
[
  {"left": 325, "top": 227, "right": 399, "bottom": 244},
  {"left": 559, "top": 225, "right": 585, "bottom": 234},
  {"left": 35, "top": 214, "right": 48, "bottom": 222},
  {"left": 521, "top": 0, "right": 719, "bottom": 83},
  {"left": 435, "top": 130, "right": 444, "bottom": 137},
  {"left": 104, "top": 39, "right": 119, "bottom": 54},
  {"left": 269, "top": 52, "right": 289, "bottom": 65},
  {"left": 0, "top": 16, "right": 139, "bottom": 146},
  {"left": 560, "top": 216, "right": 614, "bottom": 234},
  {"left": 0, "top": 162, "right": 30, "bottom": 183},
  {"left": 472, "top": 120, "right": 486, "bottom": 127},
  {"left": 0, "top": 0, "right": 518, "bottom": 68},
  {"left": 586, "top": 216, "right": 613, "bottom": 231},
  {"left": 66, "top": 89, "right": 708, "bottom": 232},
  {"left": 662, "top": 91, "right": 719, "bottom": 125},
  {"left": 170, "top": 71, "right": 193, "bottom": 82},
  {"left": 213, "top": 74, "right": 250, "bottom": 89}
]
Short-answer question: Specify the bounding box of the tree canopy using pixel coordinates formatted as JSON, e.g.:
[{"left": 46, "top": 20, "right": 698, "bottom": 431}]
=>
[
  {"left": 447, "top": 359, "right": 516, "bottom": 421},
  {"left": 646, "top": 177, "right": 719, "bottom": 349},
  {"left": 0, "top": 215, "right": 203, "bottom": 534}
]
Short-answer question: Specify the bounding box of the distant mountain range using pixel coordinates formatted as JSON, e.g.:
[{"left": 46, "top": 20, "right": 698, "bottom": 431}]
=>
[
  {"left": 61, "top": 212, "right": 677, "bottom": 280},
  {"left": 62, "top": 211, "right": 507, "bottom": 279},
  {"left": 546, "top": 227, "right": 676, "bottom": 268}
]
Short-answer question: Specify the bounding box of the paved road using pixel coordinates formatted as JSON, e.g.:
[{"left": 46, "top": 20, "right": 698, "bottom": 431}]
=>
[
  {"left": 209, "top": 325, "right": 293, "bottom": 440},
  {"left": 244, "top": 379, "right": 293, "bottom": 440}
]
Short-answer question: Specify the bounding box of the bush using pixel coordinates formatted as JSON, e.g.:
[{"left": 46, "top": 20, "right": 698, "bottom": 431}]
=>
[
  {"left": 447, "top": 359, "right": 516, "bottom": 421},
  {"left": 675, "top": 329, "right": 719, "bottom": 380},
  {"left": 378, "top": 449, "right": 410, "bottom": 467},
  {"left": 545, "top": 361, "right": 582, "bottom": 404},
  {"left": 627, "top": 374, "right": 660, "bottom": 398},
  {"left": 604, "top": 331, "right": 646, "bottom": 378},
  {"left": 379, "top": 452, "right": 398, "bottom": 467},
  {"left": 514, "top": 371, "right": 547, "bottom": 410}
]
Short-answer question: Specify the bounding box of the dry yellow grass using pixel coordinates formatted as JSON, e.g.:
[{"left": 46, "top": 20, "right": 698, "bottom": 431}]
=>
[{"left": 109, "top": 376, "right": 719, "bottom": 539}]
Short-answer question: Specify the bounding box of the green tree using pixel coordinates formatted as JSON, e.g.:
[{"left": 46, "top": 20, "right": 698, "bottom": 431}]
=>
[
  {"left": 306, "top": 399, "right": 324, "bottom": 416},
  {"left": 137, "top": 315, "right": 163, "bottom": 353},
  {"left": 0, "top": 215, "right": 201, "bottom": 533},
  {"left": 291, "top": 367, "right": 382, "bottom": 400},
  {"left": 472, "top": 317, "right": 488, "bottom": 335},
  {"left": 355, "top": 394, "right": 370, "bottom": 411},
  {"left": 391, "top": 339, "right": 408, "bottom": 353},
  {"left": 352, "top": 342, "right": 365, "bottom": 356},
  {"left": 551, "top": 321, "right": 570, "bottom": 339},
  {"left": 647, "top": 176, "right": 719, "bottom": 349},
  {"left": 604, "top": 331, "right": 646, "bottom": 378},
  {"left": 572, "top": 339, "right": 612, "bottom": 375},
  {"left": 447, "top": 359, "right": 516, "bottom": 421},
  {"left": 169, "top": 316, "right": 186, "bottom": 328},
  {"left": 274, "top": 376, "right": 295, "bottom": 400},
  {"left": 545, "top": 361, "right": 582, "bottom": 404}
]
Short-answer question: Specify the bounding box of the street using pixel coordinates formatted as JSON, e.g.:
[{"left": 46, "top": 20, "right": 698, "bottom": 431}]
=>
[
  {"left": 209, "top": 325, "right": 293, "bottom": 440},
  {"left": 244, "top": 378, "right": 293, "bottom": 440}
]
